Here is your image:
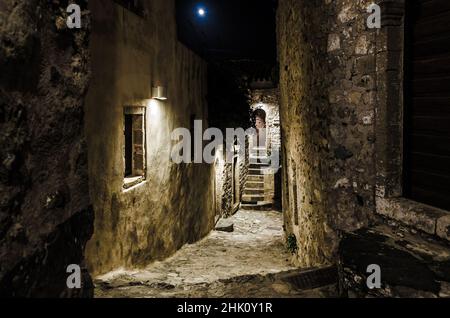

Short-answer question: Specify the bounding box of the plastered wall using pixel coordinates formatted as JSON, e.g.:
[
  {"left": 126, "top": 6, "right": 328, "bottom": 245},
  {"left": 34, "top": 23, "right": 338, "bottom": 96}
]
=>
[{"left": 85, "top": 0, "right": 215, "bottom": 275}]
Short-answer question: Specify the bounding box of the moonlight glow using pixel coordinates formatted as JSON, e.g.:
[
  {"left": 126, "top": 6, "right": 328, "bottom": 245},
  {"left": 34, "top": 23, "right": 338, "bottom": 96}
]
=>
[{"left": 197, "top": 8, "right": 206, "bottom": 17}]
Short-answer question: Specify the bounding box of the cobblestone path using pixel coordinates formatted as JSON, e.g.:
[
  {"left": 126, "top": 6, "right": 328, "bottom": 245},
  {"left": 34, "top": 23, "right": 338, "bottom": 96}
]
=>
[{"left": 95, "top": 210, "right": 337, "bottom": 298}]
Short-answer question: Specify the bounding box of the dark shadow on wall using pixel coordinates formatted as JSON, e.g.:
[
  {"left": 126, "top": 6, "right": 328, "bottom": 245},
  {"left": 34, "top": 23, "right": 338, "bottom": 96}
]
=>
[
  {"left": 274, "top": 168, "right": 283, "bottom": 210},
  {"left": 0, "top": 0, "right": 93, "bottom": 297}
]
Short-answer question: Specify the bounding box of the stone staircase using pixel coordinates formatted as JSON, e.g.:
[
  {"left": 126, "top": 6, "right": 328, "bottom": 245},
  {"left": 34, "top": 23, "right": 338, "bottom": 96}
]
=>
[{"left": 242, "top": 147, "right": 273, "bottom": 210}]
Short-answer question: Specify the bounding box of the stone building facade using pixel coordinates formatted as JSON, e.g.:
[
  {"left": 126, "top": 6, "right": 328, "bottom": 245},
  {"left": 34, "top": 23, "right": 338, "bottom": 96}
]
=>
[
  {"left": 85, "top": 0, "right": 215, "bottom": 276},
  {"left": 277, "top": 0, "right": 450, "bottom": 296},
  {"left": 277, "top": 0, "right": 375, "bottom": 267}
]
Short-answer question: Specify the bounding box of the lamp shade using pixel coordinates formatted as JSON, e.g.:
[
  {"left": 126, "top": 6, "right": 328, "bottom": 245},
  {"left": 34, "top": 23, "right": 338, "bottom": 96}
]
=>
[{"left": 152, "top": 86, "right": 167, "bottom": 100}]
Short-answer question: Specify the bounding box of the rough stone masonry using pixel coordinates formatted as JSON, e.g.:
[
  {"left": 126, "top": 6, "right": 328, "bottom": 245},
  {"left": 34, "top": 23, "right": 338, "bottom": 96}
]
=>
[
  {"left": 0, "top": 0, "right": 93, "bottom": 297},
  {"left": 277, "top": 0, "right": 380, "bottom": 267}
]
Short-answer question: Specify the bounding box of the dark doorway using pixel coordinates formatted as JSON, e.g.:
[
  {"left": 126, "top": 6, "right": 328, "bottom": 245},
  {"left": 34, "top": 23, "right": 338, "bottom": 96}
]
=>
[
  {"left": 233, "top": 156, "right": 239, "bottom": 206},
  {"left": 404, "top": 0, "right": 450, "bottom": 210}
]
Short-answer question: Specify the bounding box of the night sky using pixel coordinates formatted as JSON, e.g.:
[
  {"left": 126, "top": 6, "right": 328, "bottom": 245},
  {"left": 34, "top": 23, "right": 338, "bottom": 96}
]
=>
[{"left": 176, "top": 0, "right": 278, "bottom": 62}]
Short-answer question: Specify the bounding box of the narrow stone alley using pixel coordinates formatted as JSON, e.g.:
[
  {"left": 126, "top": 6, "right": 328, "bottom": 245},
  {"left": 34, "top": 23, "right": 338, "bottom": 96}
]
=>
[
  {"left": 94, "top": 210, "right": 337, "bottom": 298},
  {"left": 2, "top": 0, "right": 450, "bottom": 301}
]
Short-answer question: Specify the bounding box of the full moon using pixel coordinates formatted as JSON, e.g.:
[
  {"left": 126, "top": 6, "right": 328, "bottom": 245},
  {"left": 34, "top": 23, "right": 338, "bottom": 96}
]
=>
[{"left": 198, "top": 8, "right": 206, "bottom": 17}]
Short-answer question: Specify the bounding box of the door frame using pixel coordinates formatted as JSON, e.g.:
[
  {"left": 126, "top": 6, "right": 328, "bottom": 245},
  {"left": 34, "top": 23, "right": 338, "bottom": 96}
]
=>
[{"left": 374, "top": 0, "right": 450, "bottom": 240}]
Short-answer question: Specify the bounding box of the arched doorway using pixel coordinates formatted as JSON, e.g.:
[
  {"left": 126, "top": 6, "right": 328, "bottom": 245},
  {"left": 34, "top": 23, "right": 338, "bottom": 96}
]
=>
[{"left": 252, "top": 108, "right": 267, "bottom": 157}]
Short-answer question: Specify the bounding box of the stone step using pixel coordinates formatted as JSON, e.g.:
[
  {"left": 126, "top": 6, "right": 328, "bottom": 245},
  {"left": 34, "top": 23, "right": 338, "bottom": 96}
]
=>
[
  {"left": 249, "top": 168, "right": 274, "bottom": 176},
  {"left": 250, "top": 152, "right": 269, "bottom": 157},
  {"left": 249, "top": 169, "right": 263, "bottom": 176},
  {"left": 244, "top": 188, "right": 265, "bottom": 195},
  {"left": 341, "top": 224, "right": 450, "bottom": 298},
  {"left": 250, "top": 148, "right": 267, "bottom": 153},
  {"left": 245, "top": 181, "right": 264, "bottom": 189},
  {"left": 241, "top": 201, "right": 274, "bottom": 211},
  {"left": 249, "top": 162, "right": 271, "bottom": 169},
  {"left": 242, "top": 195, "right": 265, "bottom": 204},
  {"left": 247, "top": 175, "right": 264, "bottom": 182},
  {"left": 249, "top": 156, "right": 270, "bottom": 161},
  {"left": 250, "top": 147, "right": 267, "bottom": 151}
]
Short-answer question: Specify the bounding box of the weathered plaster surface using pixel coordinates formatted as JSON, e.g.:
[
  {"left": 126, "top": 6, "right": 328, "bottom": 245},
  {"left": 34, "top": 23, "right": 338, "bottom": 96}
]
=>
[{"left": 85, "top": 0, "right": 214, "bottom": 276}]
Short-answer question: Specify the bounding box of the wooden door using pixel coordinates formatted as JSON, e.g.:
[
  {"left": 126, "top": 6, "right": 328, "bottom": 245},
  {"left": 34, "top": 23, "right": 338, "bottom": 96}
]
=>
[{"left": 404, "top": 0, "right": 450, "bottom": 210}]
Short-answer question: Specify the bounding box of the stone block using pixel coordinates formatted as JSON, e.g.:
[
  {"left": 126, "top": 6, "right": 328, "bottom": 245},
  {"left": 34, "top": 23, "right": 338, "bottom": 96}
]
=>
[
  {"left": 437, "top": 215, "right": 450, "bottom": 242},
  {"left": 215, "top": 219, "right": 234, "bottom": 233},
  {"left": 376, "top": 197, "right": 448, "bottom": 235}
]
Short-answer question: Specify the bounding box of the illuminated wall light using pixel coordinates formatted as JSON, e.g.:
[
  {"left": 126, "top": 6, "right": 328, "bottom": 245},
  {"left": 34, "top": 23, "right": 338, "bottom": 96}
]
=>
[
  {"left": 144, "top": 99, "right": 154, "bottom": 107},
  {"left": 147, "top": 99, "right": 162, "bottom": 119},
  {"left": 152, "top": 86, "right": 168, "bottom": 101}
]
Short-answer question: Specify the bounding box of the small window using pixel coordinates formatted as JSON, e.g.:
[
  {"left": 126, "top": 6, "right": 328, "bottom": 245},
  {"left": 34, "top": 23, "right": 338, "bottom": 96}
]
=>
[{"left": 124, "top": 107, "right": 146, "bottom": 189}]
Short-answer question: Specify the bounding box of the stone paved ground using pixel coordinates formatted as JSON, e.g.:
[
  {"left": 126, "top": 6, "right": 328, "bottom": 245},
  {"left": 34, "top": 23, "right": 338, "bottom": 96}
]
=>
[{"left": 94, "top": 210, "right": 337, "bottom": 298}]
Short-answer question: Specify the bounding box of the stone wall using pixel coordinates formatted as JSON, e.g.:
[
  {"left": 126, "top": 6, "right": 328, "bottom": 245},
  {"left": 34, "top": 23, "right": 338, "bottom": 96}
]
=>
[
  {"left": 277, "top": 0, "right": 377, "bottom": 267},
  {"left": 85, "top": 0, "right": 215, "bottom": 276},
  {"left": 0, "top": 0, "right": 93, "bottom": 297},
  {"left": 374, "top": 0, "right": 405, "bottom": 200},
  {"left": 240, "top": 140, "right": 250, "bottom": 208},
  {"left": 220, "top": 161, "right": 234, "bottom": 217},
  {"left": 215, "top": 140, "right": 249, "bottom": 218}
]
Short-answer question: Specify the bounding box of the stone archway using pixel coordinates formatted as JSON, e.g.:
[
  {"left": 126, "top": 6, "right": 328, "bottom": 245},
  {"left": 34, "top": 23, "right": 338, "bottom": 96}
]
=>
[{"left": 253, "top": 108, "right": 268, "bottom": 154}]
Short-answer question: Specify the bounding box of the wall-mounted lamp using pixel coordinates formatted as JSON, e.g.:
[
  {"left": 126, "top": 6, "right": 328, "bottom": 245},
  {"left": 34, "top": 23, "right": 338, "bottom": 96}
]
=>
[{"left": 152, "top": 86, "right": 168, "bottom": 101}]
